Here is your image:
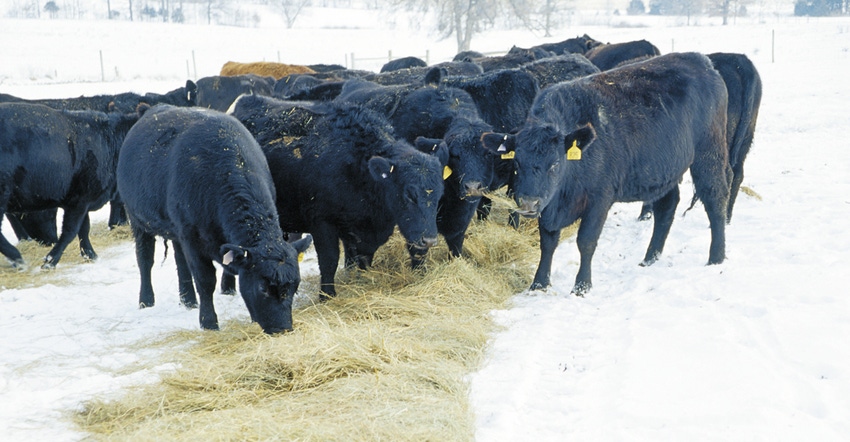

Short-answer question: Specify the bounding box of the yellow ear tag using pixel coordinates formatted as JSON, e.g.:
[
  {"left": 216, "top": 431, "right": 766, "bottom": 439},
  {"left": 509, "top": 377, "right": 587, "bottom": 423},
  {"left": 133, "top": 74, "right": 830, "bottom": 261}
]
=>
[
  {"left": 500, "top": 150, "right": 516, "bottom": 160},
  {"left": 443, "top": 166, "right": 453, "bottom": 180},
  {"left": 567, "top": 140, "right": 582, "bottom": 161},
  {"left": 297, "top": 252, "right": 304, "bottom": 263}
]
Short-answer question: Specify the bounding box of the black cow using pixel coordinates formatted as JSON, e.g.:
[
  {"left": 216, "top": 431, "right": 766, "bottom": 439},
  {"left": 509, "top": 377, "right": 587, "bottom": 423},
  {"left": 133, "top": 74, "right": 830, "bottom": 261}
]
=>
[
  {"left": 380, "top": 56, "right": 428, "bottom": 73},
  {"left": 519, "top": 53, "right": 600, "bottom": 90},
  {"left": 195, "top": 74, "right": 275, "bottom": 111},
  {"left": 117, "top": 105, "right": 311, "bottom": 333},
  {"left": 482, "top": 52, "right": 731, "bottom": 296},
  {"left": 229, "top": 94, "right": 445, "bottom": 298},
  {"left": 441, "top": 68, "right": 540, "bottom": 223},
  {"left": 638, "top": 52, "right": 763, "bottom": 223},
  {"left": 452, "top": 50, "right": 485, "bottom": 62},
  {"left": 0, "top": 103, "right": 140, "bottom": 269},
  {"left": 363, "top": 61, "right": 483, "bottom": 86},
  {"left": 273, "top": 74, "right": 326, "bottom": 99},
  {"left": 708, "top": 52, "right": 762, "bottom": 223},
  {"left": 532, "top": 34, "right": 603, "bottom": 56},
  {"left": 584, "top": 39, "right": 661, "bottom": 71},
  {"left": 1, "top": 81, "right": 198, "bottom": 239},
  {"left": 335, "top": 73, "right": 497, "bottom": 262},
  {"left": 0, "top": 80, "right": 197, "bottom": 114}
]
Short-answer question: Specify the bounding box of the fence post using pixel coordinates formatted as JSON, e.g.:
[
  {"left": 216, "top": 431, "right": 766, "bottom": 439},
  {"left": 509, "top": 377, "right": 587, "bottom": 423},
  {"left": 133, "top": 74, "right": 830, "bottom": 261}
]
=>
[
  {"left": 351, "top": 52, "right": 356, "bottom": 69},
  {"left": 772, "top": 29, "right": 775, "bottom": 63},
  {"left": 192, "top": 50, "right": 197, "bottom": 80},
  {"left": 388, "top": 50, "right": 392, "bottom": 62},
  {"left": 99, "top": 50, "right": 105, "bottom": 82},
  {"left": 186, "top": 60, "right": 190, "bottom": 78},
  {"left": 425, "top": 49, "right": 430, "bottom": 64}
]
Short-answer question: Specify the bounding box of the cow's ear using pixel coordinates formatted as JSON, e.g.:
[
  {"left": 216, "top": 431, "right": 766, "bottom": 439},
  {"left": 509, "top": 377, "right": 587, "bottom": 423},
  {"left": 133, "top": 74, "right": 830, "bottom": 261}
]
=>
[
  {"left": 186, "top": 80, "right": 198, "bottom": 104},
  {"left": 221, "top": 244, "right": 249, "bottom": 271},
  {"left": 414, "top": 136, "right": 449, "bottom": 166},
  {"left": 136, "top": 102, "right": 152, "bottom": 117},
  {"left": 481, "top": 132, "right": 516, "bottom": 156},
  {"left": 423, "top": 67, "right": 443, "bottom": 85},
  {"left": 368, "top": 156, "right": 394, "bottom": 181},
  {"left": 564, "top": 123, "right": 597, "bottom": 156},
  {"left": 291, "top": 234, "right": 313, "bottom": 254}
]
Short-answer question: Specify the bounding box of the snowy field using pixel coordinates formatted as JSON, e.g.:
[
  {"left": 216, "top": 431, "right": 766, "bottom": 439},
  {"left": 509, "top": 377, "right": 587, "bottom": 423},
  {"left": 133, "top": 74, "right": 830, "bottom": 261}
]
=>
[{"left": 2, "top": 6, "right": 850, "bottom": 441}]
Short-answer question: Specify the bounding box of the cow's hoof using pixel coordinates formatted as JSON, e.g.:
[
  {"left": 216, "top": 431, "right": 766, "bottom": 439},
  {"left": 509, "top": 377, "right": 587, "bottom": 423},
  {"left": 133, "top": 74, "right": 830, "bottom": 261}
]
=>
[
  {"left": 41, "top": 260, "right": 56, "bottom": 270},
  {"left": 139, "top": 301, "right": 154, "bottom": 309},
  {"left": 11, "top": 259, "right": 28, "bottom": 271},
  {"left": 180, "top": 298, "right": 198, "bottom": 309},
  {"left": 529, "top": 281, "right": 549, "bottom": 292},
  {"left": 571, "top": 282, "right": 591, "bottom": 297}
]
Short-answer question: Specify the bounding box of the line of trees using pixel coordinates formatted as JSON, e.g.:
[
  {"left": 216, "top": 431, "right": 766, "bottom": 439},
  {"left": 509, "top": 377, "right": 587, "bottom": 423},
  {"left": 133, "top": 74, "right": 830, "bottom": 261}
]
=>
[{"left": 6, "top": 0, "right": 847, "bottom": 55}]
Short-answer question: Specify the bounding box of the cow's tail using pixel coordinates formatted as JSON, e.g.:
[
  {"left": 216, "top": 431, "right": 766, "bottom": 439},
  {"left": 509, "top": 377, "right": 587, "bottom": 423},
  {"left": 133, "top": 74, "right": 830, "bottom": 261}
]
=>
[
  {"left": 728, "top": 64, "right": 762, "bottom": 170},
  {"left": 160, "top": 238, "right": 169, "bottom": 266}
]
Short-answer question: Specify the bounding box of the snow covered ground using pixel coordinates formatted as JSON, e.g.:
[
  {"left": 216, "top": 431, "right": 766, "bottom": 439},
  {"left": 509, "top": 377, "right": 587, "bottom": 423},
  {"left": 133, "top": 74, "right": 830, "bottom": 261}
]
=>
[{"left": 2, "top": 8, "right": 850, "bottom": 441}]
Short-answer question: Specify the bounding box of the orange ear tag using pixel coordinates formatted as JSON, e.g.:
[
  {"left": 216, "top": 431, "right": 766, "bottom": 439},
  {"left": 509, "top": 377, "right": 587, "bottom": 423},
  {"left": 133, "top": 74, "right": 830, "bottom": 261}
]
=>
[
  {"left": 298, "top": 252, "right": 304, "bottom": 263},
  {"left": 500, "top": 150, "right": 515, "bottom": 160},
  {"left": 567, "top": 140, "right": 582, "bottom": 161},
  {"left": 443, "top": 166, "right": 453, "bottom": 180}
]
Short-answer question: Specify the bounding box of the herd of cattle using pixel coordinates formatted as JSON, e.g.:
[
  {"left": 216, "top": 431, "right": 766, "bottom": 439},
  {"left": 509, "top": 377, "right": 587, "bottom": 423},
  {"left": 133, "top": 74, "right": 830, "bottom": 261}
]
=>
[{"left": 0, "top": 33, "right": 762, "bottom": 333}]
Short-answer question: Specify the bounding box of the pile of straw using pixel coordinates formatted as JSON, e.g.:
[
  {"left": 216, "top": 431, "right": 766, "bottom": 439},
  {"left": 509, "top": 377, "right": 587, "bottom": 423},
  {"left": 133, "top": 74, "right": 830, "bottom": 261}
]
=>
[
  {"left": 0, "top": 224, "right": 133, "bottom": 290},
  {"left": 74, "top": 202, "right": 575, "bottom": 441}
]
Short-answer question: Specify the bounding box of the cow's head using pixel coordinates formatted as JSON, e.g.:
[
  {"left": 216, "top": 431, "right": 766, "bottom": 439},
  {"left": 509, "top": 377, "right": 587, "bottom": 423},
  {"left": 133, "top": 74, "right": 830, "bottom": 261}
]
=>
[
  {"left": 220, "top": 234, "right": 312, "bottom": 334},
  {"left": 482, "top": 123, "right": 596, "bottom": 217},
  {"left": 438, "top": 118, "right": 496, "bottom": 200},
  {"left": 369, "top": 141, "right": 444, "bottom": 251}
]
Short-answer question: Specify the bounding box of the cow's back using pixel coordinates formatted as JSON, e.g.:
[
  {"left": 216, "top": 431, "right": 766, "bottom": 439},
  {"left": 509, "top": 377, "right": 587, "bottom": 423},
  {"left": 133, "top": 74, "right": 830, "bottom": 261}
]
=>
[
  {"left": 1, "top": 104, "right": 76, "bottom": 208},
  {"left": 118, "top": 105, "right": 274, "bottom": 242}
]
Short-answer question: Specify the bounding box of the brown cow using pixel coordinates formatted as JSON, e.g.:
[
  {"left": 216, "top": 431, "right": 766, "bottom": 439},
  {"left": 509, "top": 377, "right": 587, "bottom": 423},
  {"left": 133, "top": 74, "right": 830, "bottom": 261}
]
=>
[{"left": 220, "top": 61, "right": 316, "bottom": 79}]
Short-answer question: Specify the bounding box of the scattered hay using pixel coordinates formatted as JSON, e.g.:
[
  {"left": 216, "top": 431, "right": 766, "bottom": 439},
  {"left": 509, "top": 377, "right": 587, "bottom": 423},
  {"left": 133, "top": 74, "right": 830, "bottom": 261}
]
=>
[
  {"left": 740, "top": 185, "right": 763, "bottom": 201},
  {"left": 73, "top": 200, "right": 574, "bottom": 441},
  {"left": 0, "top": 223, "right": 133, "bottom": 290}
]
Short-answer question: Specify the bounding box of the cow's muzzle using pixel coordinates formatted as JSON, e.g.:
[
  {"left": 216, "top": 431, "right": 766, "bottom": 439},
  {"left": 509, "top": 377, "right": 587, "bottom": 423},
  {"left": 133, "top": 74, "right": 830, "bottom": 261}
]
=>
[{"left": 515, "top": 196, "right": 542, "bottom": 218}]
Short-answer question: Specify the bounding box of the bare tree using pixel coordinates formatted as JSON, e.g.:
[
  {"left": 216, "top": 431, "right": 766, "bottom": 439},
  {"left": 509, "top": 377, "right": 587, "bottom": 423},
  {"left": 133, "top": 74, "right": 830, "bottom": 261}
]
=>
[
  {"left": 506, "top": 0, "right": 574, "bottom": 37},
  {"left": 392, "top": 0, "right": 499, "bottom": 52},
  {"left": 273, "top": 0, "right": 311, "bottom": 28}
]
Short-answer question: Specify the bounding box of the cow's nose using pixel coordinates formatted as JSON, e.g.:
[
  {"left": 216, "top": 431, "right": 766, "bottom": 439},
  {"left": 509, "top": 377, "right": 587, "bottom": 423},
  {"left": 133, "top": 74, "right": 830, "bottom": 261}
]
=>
[
  {"left": 516, "top": 196, "right": 541, "bottom": 217},
  {"left": 463, "top": 181, "right": 485, "bottom": 197},
  {"left": 421, "top": 236, "right": 438, "bottom": 249}
]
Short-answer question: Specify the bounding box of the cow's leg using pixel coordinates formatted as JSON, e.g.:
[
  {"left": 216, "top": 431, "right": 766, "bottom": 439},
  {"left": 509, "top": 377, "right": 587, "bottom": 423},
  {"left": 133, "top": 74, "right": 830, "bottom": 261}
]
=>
[
  {"left": 107, "top": 196, "right": 128, "bottom": 229},
  {"left": 530, "top": 225, "right": 561, "bottom": 291},
  {"left": 571, "top": 205, "right": 610, "bottom": 296},
  {"left": 0, "top": 218, "right": 25, "bottom": 269},
  {"left": 476, "top": 196, "right": 493, "bottom": 220},
  {"left": 6, "top": 213, "right": 33, "bottom": 241},
  {"left": 726, "top": 161, "right": 745, "bottom": 223},
  {"left": 220, "top": 273, "right": 237, "bottom": 295},
  {"left": 183, "top": 251, "right": 219, "bottom": 330},
  {"left": 638, "top": 203, "right": 653, "bottom": 221},
  {"left": 641, "top": 186, "right": 680, "bottom": 266},
  {"left": 42, "top": 206, "right": 89, "bottom": 268},
  {"left": 133, "top": 228, "right": 156, "bottom": 308},
  {"left": 691, "top": 149, "right": 730, "bottom": 265},
  {"left": 171, "top": 240, "right": 198, "bottom": 309},
  {"left": 77, "top": 214, "right": 97, "bottom": 261},
  {"left": 313, "top": 222, "right": 341, "bottom": 299}
]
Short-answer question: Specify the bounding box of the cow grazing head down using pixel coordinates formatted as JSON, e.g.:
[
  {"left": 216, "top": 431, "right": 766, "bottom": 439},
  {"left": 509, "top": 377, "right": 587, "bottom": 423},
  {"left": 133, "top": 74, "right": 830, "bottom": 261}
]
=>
[
  {"left": 482, "top": 123, "right": 597, "bottom": 217},
  {"left": 368, "top": 143, "right": 445, "bottom": 250},
  {"left": 220, "top": 235, "right": 312, "bottom": 333}
]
